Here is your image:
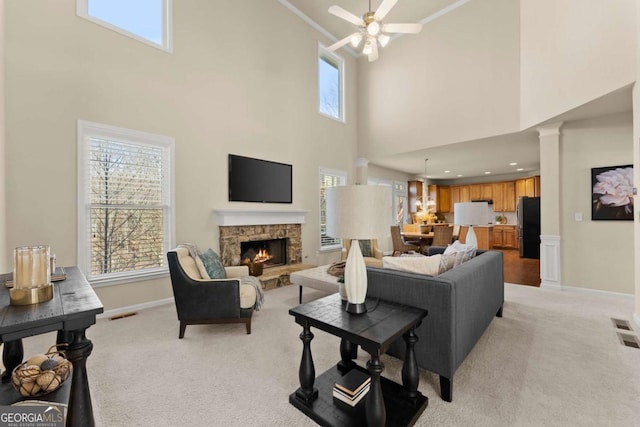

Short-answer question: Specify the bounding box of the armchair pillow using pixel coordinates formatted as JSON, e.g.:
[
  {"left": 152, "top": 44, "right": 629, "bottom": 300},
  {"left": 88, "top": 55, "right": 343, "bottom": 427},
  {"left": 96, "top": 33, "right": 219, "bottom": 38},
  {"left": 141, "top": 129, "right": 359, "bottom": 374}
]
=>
[
  {"left": 200, "top": 248, "right": 227, "bottom": 279},
  {"left": 382, "top": 254, "right": 442, "bottom": 276}
]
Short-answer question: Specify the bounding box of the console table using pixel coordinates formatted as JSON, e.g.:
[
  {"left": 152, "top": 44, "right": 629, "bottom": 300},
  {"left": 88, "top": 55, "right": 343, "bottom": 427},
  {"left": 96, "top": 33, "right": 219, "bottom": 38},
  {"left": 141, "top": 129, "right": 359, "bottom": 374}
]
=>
[
  {"left": 289, "top": 293, "right": 428, "bottom": 427},
  {"left": 0, "top": 267, "right": 103, "bottom": 427}
]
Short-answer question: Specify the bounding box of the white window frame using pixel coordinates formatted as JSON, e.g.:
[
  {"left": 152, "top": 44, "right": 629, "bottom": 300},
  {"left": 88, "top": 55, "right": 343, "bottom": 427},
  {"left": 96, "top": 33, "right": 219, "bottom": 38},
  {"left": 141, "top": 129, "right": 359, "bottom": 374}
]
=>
[
  {"left": 394, "top": 181, "right": 409, "bottom": 225},
  {"left": 77, "top": 120, "right": 175, "bottom": 287},
  {"left": 76, "top": 0, "right": 174, "bottom": 53},
  {"left": 319, "top": 167, "right": 347, "bottom": 252},
  {"left": 318, "top": 44, "right": 346, "bottom": 123}
]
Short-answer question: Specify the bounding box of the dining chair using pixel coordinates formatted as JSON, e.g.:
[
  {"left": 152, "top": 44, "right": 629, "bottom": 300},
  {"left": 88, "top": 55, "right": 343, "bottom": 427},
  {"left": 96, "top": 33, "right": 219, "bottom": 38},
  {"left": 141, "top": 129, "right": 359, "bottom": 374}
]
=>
[
  {"left": 390, "top": 225, "right": 420, "bottom": 256},
  {"left": 430, "top": 226, "right": 455, "bottom": 248}
]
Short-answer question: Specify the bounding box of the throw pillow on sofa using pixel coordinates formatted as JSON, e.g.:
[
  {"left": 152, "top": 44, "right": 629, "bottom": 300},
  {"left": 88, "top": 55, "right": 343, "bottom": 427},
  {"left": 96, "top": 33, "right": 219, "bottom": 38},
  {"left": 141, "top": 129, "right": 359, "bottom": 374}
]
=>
[
  {"left": 382, "top": 254, "right": 442, "bottom": 276},
  {"left": 199, "top": 248, "right": 227, "bottom": 279},
  {"left": 443, "top": 241, "right": 477, "bottom": 267}
]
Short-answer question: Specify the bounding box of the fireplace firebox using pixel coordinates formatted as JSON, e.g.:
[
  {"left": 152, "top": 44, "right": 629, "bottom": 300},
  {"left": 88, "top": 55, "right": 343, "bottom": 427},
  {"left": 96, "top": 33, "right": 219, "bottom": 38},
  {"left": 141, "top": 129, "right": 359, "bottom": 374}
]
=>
[{"left": 240, "top": 238, "right": 287, "bottom": 269}]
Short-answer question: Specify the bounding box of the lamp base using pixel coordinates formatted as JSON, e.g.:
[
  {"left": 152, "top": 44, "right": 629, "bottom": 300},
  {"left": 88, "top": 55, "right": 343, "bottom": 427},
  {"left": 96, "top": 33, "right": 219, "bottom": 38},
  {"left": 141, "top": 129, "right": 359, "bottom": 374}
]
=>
[
  {"left": 10, "top": 283, "right": 54, "bottom": 306},
  {"left": 345, "top": 302, "right": 367, "bottom": 315}
]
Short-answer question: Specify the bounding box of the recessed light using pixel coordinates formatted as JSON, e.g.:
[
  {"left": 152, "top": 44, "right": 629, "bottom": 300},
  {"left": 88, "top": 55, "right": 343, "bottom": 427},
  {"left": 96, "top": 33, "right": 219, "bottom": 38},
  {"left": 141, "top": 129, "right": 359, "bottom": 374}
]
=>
[
  {"left": 426, "top": 175, "right": 432, "bottom": 178},
  {"left": 509, "top": 162, "right": 517, "bottom": 166},
  {"left": 484, "top": 171, "right": 491, "bottom": 175},
  {"left": 457, "top": 174, "right": 463, "bottom": 177},
  {"left": 516, "top": 168, "right": 524, "bottom": 171},
  {"left": 444, "top": 170, "right": 451, "bottom": 173}
]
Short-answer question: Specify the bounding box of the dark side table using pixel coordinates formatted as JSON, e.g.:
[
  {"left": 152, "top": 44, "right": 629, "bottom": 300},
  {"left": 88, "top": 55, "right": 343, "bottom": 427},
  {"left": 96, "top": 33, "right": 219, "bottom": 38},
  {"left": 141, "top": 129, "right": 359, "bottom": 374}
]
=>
[
  {"left": 0, "top": 267, "right": 103, "bottom": 427},
  {"left": 289, "top": 293, "right": 428, "bottom": 427}
]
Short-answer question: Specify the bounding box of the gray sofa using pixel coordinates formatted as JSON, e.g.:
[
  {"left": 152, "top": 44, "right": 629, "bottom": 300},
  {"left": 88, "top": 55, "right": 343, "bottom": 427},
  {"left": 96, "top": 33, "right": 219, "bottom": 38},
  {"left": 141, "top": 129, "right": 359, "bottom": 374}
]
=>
[{"left": 366, "top": 247, "right": 504, "bottom": 402}]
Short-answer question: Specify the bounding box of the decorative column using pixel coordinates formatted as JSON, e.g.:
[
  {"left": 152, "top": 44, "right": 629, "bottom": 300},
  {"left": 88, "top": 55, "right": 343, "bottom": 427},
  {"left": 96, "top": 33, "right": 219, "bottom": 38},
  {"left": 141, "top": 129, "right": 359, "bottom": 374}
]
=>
[{"left": 537, "top": 122, "right": 563, "bottom": 290}]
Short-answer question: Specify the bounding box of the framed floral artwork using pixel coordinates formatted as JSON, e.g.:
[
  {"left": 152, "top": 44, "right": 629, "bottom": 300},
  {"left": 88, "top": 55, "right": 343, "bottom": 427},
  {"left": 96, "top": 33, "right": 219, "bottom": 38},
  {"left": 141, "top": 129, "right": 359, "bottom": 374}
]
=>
[{"left": 591, "top": 165, "right": 633, "bottom": 221}]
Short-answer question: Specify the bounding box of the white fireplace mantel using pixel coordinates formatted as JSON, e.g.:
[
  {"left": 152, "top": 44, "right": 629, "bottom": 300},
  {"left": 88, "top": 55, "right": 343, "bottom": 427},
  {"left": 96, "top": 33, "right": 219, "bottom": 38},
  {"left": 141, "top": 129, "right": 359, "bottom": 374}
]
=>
[{"left": 213, "top": 209, "right": 309, "bottom": 226}]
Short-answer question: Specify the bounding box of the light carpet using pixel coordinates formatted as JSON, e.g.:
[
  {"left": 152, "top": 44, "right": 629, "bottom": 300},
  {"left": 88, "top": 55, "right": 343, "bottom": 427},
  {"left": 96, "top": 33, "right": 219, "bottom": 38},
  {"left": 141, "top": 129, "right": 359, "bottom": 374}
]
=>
[{"left": 16, "top": 283, "right": 640, "bottom": 426}]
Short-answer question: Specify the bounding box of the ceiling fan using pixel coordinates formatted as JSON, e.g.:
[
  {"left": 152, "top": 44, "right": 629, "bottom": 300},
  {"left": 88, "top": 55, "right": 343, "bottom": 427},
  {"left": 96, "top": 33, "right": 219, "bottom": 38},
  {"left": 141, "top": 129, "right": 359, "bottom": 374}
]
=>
[{"left": 327, "top": 0, "right": 422, "bottom": 62}]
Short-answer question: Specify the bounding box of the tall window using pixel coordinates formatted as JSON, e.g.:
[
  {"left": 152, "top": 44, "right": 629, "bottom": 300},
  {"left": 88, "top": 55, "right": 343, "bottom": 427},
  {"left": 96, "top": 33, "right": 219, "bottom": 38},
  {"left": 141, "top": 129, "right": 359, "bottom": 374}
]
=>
[
  {"left": 77, "top": 120, "right": 175, "bottom": 286},
  {"left": 319, "top": 168, "right": 347, "bottom": 250},
  {"left": 394, "top": 181, "right": 408, "bottom": 225},
  {"left": 77, "top": 0, "right": 173, "bottom": 52},
  {"left": 318, "top": 46, "right": 345, "bottom": 122}
]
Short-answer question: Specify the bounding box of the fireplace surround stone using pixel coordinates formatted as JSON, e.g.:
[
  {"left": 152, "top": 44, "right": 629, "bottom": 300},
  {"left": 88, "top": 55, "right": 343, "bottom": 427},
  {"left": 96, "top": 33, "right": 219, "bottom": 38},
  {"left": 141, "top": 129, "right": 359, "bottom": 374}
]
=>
[{"left": 219, "top": 224, "right": 302, "bottom": 267}]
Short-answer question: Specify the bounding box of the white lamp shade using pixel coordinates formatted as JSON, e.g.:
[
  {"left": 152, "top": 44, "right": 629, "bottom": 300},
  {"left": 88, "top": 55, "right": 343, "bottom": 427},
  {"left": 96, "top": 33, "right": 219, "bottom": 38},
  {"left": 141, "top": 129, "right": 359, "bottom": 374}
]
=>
[
  {"left": 325, "top": 185, "right": 392, "bottom": 240},
  {"left": 454, "top": 202, "right": 490, "bottom": 226}
]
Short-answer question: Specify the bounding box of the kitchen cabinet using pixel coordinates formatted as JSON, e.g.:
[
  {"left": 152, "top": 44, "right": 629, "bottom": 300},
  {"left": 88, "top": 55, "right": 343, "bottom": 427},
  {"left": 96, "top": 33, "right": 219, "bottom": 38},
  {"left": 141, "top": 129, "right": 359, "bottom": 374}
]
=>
[
  {"left": 429, "top": 185, "right": 451, "bottom": 213},
  {"left": 515, "top": 176, "right": 540, "bottom": 200},
  {"left": 450, "top": 186, "right": 461, "bottom": 207},
  {"left": 492, "top": 181, "right": 516, "bottom": 212},
  {"left": 482, "top": 184, "right": 493, "bottom": 200},
  {"left": 459, "top": 225, "right": 494, "bottom": 250},
  {"left": 408, "top": 180, "right": 423, "bottom": 213},
  {"left": 469, "top": 184, "right": 482, "bottom": 201},
  {"left": 459, "top": 185, "right": 470, "bottom": 203},
  {"left": 493, "top": 225, "right": 518, "bottom": 249}
]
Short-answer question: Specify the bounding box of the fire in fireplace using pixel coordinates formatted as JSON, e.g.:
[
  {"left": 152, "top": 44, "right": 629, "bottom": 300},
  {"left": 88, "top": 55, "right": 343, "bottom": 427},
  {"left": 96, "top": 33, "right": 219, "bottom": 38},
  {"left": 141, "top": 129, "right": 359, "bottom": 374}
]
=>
[{"left": 240, "top": 238, "right": 287, "bottom": 269}]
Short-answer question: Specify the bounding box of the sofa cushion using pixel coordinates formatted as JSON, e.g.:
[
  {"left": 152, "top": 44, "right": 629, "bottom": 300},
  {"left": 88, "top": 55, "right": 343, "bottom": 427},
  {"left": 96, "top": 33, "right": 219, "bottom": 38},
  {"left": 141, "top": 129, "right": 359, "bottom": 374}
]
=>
[
  {"left": 443, "top": 241, "right": 477, "bottom": 267},
  {"left": 239, "top": 282, "right": 257, "bottom": 309},
  {"left": 382, "top": 254, "right": 442, "bottom": 276},
  {"left": 175, "top": 247, "right": 202, "bottom": 280},
  {"left": 200, "top": 248, "right": 227, "bottom": 279}
]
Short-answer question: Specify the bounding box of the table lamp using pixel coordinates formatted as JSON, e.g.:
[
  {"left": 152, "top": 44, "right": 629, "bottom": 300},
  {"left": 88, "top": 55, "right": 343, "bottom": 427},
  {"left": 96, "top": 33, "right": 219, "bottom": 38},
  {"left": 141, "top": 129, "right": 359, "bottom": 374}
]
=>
[
  {"left": 453, "top": 202, "right": 490, "bottom": 248},
  {"left": 326, "top": 185, "right": 391, "bottom": 314}
]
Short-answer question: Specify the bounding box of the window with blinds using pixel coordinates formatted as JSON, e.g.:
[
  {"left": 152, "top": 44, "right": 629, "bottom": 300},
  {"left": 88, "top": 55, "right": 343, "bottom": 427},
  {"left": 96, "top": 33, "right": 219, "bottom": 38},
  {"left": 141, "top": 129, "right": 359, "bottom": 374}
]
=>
[
  {"left": 319, "top": 168, "right": 346, "bottom": 250},
  {"left": 78, "top": 121, "right": 174, "bottom": 285}
]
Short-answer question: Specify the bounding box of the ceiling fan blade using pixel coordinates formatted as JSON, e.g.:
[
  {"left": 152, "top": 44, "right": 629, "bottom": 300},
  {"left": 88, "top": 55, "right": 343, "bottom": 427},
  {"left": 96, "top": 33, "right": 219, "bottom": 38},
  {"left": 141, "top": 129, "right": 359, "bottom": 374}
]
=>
[
  {"left": 328, "top": 5, "right": 364, "bottom": 26},
  {"left": 383, "top": 23, "right": 423, "bottom": 34},
  {"left": 368, "top": 39, "right": 379, "bottom": 62},
  {"left": 374, "top": 0, "right": 399, "bottom": 21},
  {"left": 327, "top": 33, "right": 357, "bottom": 52}
]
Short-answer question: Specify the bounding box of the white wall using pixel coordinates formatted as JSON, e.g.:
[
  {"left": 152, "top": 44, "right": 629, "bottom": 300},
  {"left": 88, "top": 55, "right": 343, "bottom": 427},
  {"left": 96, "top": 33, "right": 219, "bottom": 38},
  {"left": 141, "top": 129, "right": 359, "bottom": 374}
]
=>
[
  {"left": 520, "top": 0, "right": 636, "bottom": 129},
  {"left": 560, "top": 113, "right": 634, "bottom": 294},
  {"left": 4, "top": 1, "right": 359, "bottom": 310},
  {"left": 0, "top": 1, "right": 6, "bottom": 273},
  {"left": 357, "top": 0, "right": 521, "bottom": 160}
]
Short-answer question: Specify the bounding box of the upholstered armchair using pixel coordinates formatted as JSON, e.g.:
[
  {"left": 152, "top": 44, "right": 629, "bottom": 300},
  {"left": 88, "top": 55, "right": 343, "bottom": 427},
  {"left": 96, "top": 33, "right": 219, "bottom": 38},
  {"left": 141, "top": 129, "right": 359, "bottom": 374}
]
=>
[
  {"left": 341, "top": 239, "right": 384, "bottom": 268},
  {"left": 167, "top": 247, "right": 257, "bottom": 338}
]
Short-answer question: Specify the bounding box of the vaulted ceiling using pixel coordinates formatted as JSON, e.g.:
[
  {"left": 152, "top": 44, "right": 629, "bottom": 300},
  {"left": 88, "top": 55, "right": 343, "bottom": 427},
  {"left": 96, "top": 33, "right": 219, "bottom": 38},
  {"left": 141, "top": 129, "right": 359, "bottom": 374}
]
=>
[{"left": 280, "top": 1, "right": 633, "bottom": 180}]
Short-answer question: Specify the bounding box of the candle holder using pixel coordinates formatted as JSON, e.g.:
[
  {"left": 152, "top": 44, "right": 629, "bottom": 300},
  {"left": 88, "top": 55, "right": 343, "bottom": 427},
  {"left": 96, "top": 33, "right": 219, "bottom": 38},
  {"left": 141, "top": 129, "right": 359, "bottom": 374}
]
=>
[{"left": 10, "top": 246, "right": 54, "bottom": 306}]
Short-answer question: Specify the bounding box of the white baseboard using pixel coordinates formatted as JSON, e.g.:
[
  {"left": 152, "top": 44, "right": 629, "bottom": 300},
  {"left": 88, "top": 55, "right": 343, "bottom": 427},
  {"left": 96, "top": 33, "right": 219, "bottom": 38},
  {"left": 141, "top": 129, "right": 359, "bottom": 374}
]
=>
[
  {"left": 552, "top": 284, "right": 634, "bottom": 299},
  {"left": 98, "top": 297, "right": 174, "bottom": 319}
]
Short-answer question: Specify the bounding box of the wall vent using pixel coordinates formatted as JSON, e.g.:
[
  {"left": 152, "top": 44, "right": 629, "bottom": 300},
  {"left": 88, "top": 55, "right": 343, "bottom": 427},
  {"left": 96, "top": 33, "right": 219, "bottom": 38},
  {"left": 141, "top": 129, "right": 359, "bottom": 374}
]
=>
[
  {"left": 611, "top": 318, "right": 633, "bottom": 331},
  {"left": 616, "top": 332, "right": 640, "bottom": 349},
  {"left": 109, "top": 312, "right": 138, "bottom": 320}
]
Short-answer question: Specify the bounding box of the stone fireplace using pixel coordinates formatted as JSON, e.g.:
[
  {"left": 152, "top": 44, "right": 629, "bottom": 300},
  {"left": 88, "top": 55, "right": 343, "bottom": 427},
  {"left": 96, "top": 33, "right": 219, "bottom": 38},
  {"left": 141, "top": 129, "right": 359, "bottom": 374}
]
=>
[
  {"left": 240, "top": 238, "right": 287, "bottom": 268},
  {"left": 214, "top": 209, "right": 310, "bottom": 289},
  {"left": 220, "top": 224, "right": 301, "bottom": 267}
]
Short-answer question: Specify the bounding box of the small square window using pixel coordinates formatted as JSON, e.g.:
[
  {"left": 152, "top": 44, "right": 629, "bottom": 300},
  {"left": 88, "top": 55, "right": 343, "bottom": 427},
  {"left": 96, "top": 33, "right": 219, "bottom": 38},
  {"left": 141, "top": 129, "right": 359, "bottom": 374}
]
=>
[
  {"left": 77, "top": 0, "right": 172, "bottom": 52},
  {"left": 318, "top": 46, "right": 344, "bottom": 122}
]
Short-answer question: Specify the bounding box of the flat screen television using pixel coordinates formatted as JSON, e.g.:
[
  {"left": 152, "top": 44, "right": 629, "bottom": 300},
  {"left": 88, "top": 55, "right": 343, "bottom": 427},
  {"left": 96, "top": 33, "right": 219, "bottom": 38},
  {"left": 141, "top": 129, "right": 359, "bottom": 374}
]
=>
[{"left": 228, "top": 154, "right": 292, "bottom": 203}]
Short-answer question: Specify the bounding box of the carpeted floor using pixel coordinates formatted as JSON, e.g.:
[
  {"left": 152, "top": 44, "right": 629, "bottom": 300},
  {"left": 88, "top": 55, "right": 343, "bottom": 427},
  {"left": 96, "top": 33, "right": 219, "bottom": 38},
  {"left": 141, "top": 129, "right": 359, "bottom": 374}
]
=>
[{"left": 15, "top": 283, "right": 640, "bottom": 426}]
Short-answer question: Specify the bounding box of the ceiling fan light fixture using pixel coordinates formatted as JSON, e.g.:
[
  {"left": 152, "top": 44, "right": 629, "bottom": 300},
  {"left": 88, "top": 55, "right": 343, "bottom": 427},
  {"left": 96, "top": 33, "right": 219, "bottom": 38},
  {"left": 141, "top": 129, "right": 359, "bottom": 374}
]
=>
[
  {"left": 378, "top": 34, "right": 390, "bottom": 47},
  {"left": 350, "top": 33, "right": 363, "bottom": 47},
  {"left": 367, "top": 21, "right": 381, "bottom": 36},
  {"left": 363, "top": 39, "right": 373, "bottom": 55}
]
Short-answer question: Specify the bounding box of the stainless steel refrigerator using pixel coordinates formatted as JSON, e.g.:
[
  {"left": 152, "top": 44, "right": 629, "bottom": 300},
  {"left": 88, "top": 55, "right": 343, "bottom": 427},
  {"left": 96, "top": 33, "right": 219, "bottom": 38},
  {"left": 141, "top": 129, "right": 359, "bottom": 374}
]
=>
[{"left": 517, "top": 196, "right": 541, "bottom": 259}]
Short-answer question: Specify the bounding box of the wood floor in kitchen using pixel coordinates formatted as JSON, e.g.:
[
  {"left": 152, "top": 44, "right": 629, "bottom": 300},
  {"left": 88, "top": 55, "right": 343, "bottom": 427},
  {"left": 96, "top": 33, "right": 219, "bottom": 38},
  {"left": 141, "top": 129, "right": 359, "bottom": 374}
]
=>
[{"left": 497, "top": 249, "right": 541, "bottom": 286}]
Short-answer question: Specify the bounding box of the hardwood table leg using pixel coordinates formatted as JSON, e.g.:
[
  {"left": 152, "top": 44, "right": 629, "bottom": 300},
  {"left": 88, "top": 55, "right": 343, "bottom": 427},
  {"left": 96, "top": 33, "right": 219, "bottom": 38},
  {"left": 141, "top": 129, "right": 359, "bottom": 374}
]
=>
[
  {"left": 65, "top": 328, "right": 95, "bottom": 427},
  {"left": 1, "top": 339, "right": 23, "bottom": 383},
  {"left": 365, "top": 353, "right": 386, "bottom": 427},
  {"left": 402, "top": 326, "right": 422, "bottom": 404},
  {"left": 294, "top": 323, "right": 318, "bottom": 404},
  {"left": 337, "top": 338, "right": 357, "bottom": 372}
]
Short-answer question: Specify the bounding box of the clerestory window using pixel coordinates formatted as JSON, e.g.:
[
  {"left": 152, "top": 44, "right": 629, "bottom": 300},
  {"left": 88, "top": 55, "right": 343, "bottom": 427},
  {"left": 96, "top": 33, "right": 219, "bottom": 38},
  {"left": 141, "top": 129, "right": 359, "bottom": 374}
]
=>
[{"left": 77, "top": 0, "right": 173, "bottom": 52}]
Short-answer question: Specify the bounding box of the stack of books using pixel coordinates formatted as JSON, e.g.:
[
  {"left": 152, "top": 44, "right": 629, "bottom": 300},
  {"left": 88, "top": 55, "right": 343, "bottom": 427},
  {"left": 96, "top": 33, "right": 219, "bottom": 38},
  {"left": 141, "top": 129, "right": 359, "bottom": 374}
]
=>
[{"left": 333, "top": 369, "right": 371, "bottom": 409}]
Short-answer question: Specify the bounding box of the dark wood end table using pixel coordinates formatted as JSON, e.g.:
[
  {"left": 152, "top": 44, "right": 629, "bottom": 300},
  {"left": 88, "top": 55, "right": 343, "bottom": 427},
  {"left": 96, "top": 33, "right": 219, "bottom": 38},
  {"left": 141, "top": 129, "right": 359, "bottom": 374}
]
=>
[
  {"left": 0, "top": 267, "right": 103, "bottom": 427},
  {"left": 289, "top": 293, "right": 428, "bottom": 427}
]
